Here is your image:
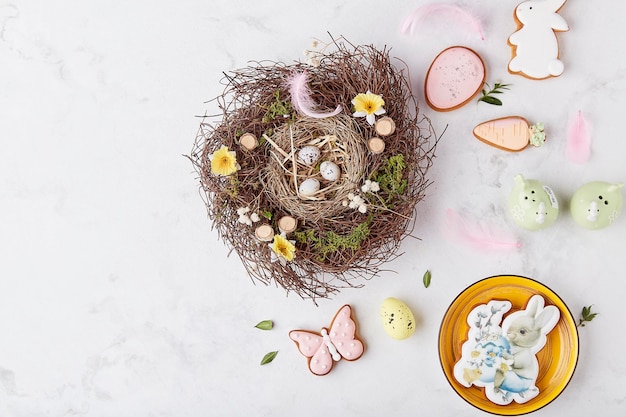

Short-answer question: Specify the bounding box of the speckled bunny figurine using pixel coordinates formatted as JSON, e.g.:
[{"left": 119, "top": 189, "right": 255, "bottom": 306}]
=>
[
  {"left": 508, "top": 0, "right": 569, "bottom": 79},
  {"left": 570, "top": 181, "right": 624, "bottom": 229},
  {"left": 509, "top": 174, "right": 559, "bottom": 230},
  {"left": 494, "top": 295, "right": 560, "bottom": 400}
]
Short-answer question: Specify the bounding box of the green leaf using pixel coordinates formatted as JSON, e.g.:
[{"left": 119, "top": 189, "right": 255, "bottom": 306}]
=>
[
  {"left": 423, "top": 270, "right": 432, "bottom": 288},
  {"left": 478, "top": 96, "right": 503, "bottom": 106},
  {"left": 254, "top": 320, "right": 273, "bottom": 330},
  {"left": 577, "top": 305, "right": 598, "bottom": 327},
  {"left": 478, "top": 82, "right": 511, "bottom": 106},
  {"left": 260, "top": 351, "right": 278, "bottom": 365}
]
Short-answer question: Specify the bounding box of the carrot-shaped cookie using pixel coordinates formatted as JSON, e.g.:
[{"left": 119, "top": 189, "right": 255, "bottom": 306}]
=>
[{"left": 473, "top": 116, "right": 545, "bottom": 152}]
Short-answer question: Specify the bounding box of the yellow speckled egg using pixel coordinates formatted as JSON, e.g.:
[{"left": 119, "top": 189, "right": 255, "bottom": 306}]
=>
[{"left": 380, "top": 297, "right": 416, "bottom": 340}]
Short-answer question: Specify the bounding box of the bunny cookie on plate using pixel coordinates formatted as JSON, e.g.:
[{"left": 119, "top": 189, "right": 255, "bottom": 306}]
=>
[
  {"left": 508, "top": 0, "right": 569, "bottom": 79},
  {"left": 453, "top": 294, "right": 560, "bottom": 406}
]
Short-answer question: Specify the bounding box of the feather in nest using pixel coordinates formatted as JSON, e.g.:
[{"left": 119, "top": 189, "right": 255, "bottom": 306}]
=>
[{"left": 286, "top": 71, "right": 342, "bottom": 119}]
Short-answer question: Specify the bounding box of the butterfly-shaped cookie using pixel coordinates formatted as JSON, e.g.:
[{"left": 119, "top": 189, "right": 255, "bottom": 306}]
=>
[{"left": 289, "top": 304, "right": 364, "bottom": 376}]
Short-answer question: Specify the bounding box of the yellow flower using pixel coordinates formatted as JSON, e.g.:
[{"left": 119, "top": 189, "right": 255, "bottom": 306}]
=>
[
  {"left": 209, "top": 146, "right": 239, "bottom": 176},
  {"left": 271, "top": 234, "right": 296, "bottom": 262},
  {"left": 352, "top": 91, "right": 385, "bottom": 125}
]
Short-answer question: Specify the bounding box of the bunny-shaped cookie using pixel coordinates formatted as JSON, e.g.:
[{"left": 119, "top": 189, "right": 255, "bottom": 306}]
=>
[
  {"left": 508, "top": 0, "right": 569, "bottom": 79},
  {"left": 493, "top": 295, "right": 560, "bottom": 400}
]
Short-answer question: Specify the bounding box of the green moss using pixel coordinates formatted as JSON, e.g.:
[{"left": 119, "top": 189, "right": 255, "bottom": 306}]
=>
[
  {"left": 294, "top": 222, "right": 371, "bottom": 262},
  {"left": 262, "top": 90, "right": 293, "bottom": 124},
  {"left": 224, "top": 175, "right": 240, "bottom": 197},
  {"left": 372, "top": 154, "right": 407, "bottom": 203}
]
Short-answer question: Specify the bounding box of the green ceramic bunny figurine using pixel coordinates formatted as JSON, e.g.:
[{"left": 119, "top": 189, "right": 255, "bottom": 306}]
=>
[
  {"left": 570, "top": 181, "right": 623, "bottom": 229},
  {"left": 508, "top": 174, "right": 559, "bottom": 230}
]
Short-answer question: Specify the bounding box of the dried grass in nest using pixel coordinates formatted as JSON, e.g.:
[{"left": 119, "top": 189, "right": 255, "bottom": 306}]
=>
[
  {"left": 262, "top": 114, "right": 367, "bottom": 223},
  {"left": 190, "top": 35, "right": 439, "bottom": 302}
]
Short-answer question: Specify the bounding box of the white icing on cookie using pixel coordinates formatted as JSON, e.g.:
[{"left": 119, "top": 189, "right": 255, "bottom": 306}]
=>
[{"left": 508, "top": 0, "right": 569, "bottom": 79}]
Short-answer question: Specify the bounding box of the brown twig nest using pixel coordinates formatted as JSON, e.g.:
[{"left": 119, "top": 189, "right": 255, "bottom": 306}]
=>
[{"left": 190, "top": 35, "right": 438, "bottom": 302}]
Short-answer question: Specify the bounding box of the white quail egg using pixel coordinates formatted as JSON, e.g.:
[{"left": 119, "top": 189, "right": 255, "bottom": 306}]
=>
[
  {"left": 297, "top": 146, "right": 321, "bottom": 166},
  {"left": 299, "top": 178, "right": 320, "bottom": 196},
  {"left": 319, "top": 161, "right": 341, "bottom": 181}
]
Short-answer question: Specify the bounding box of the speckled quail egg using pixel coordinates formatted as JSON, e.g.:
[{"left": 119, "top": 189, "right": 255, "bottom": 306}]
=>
[
  {"left": 297, "top": 146, "right": 321, "bottom": 166},
  {"left": 380, "top": 297, "right": 416, "bottom": 340},
  {"left": 319, "top": 161, "right": 341, "bottom": 181},
  {"left": 299, "top": 178, "right": 320, "bottom": 196}
]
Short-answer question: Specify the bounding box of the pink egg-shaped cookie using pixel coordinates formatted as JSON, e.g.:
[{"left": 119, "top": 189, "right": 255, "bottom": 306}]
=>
[{"left": 424, "top": 46, "right": 486, "bottom": 111}]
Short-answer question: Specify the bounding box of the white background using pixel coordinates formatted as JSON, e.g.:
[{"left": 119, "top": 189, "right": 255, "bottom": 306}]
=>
[{"left": 2, "top": 1, "right": 624, "bottom": 416}]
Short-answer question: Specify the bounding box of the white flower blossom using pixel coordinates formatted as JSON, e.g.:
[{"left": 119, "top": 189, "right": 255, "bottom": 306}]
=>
[
  {"left": 344, "top": 192, "right": 368, "bottom": 213},
  {"left": 361, "top": 180, "right": 380, "bottom": 193},
  {"left": 237, "top": 206, "right": 260, "bottom": 226}
]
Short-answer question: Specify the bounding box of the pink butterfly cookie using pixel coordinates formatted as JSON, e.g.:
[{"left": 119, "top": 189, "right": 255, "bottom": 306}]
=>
[{"left": 289, "top": 304, "right": 364, "bottom": 376}]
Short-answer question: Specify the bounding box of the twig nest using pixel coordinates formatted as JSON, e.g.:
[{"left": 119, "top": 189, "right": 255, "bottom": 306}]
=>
[
  {"left": 191, "top": 35, "right": 438, "bottom": 301},
  {"left": 297, "top": 145, "right": 321, "bottom": 166},
  {"left": 320, "top": 161, "right": 340, "bottom": 181}
]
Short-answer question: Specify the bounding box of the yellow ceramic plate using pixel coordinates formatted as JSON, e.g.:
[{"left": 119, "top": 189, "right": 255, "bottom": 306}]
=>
[{"left": 439, "top": 275, "right": 579, "bottom": 415}]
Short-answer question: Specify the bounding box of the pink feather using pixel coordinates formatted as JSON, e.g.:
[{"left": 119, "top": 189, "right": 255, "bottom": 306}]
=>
[
  {"left": 400, "top": 3, "right": 485, "bottom": 40},
  {"left": 287, "top": 71, "right": 342, "bottom": 119},
  {"left": 442, "top": 208, "right": 521, "bottom": 251},
  {"left": 565, "top": 110, "right": 591, "bottom": 164}
]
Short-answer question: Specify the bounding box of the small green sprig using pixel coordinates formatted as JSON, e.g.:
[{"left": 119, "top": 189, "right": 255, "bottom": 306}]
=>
[
  {"left": 478, "top": 82, "right": 511, "bottom": 106},
  {"left": 577, "top": 305, "right": 598, "bottom": 327}
]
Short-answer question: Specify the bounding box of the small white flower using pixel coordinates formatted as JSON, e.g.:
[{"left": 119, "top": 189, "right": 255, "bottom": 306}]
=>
[
  {"left": 238, "top": 215, "right": 252, "bottom": 226},
  {"left": 250, "top": 212, "right": 260, "bottom": 223},
  {"left": 344, "top": 191, "right": 368, "bottom": 214},
  {"left": 237, "top": 206, "right": 256, "bottom": 226},
  {"left": 361, "top": 180, "right": 380, "bottom": 193}
]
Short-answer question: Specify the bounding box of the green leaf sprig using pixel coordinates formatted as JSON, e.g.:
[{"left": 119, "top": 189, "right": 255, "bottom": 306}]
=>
[
  {"left": 260, "top": 351, "right": 278, "bottom": 365},
  {"left": 577, "top": 305, "right": 598, "bottom": 327},
  {"left": 423, "top": 270, "right": 432, "bottom": 288},
  {"left": 478, "top": 82, "right": 511, "bottom": 106}
]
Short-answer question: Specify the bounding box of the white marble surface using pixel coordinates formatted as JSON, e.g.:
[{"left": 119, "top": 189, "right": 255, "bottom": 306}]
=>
[{"left": 2, "top": 0, "right": 625, "bottom": 415}]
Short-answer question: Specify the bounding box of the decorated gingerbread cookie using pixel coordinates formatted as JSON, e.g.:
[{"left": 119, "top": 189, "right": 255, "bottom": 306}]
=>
[
  {"left": 473, "top": 116, "right": 546, "bottom": 151},
  {"left": 508, "top": 0, "right": 569, "bottom": 79},
  {"left": 289, "top": 304, "right": 364, "bottom": 376},
  {"left": 424, "top": 46, "right": 486, "bottom": 111}
]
